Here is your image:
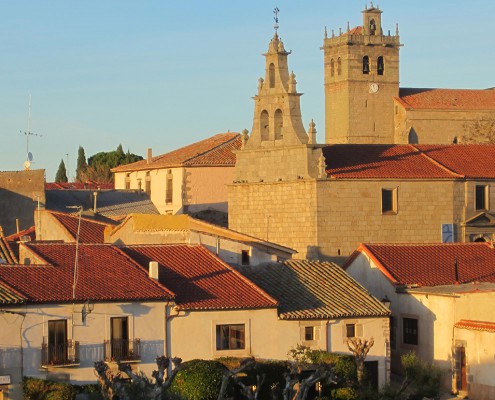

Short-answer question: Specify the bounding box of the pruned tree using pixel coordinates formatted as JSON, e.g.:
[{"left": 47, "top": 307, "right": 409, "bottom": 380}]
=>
[
  {"left": 55, "top": 159, "right": 68, "bottom": 183},
  {"left": 94, "top": 356, "right": 182, "bottom": 400},
  {"left": 282, "top": 363, "right": 335, "bottom": 400},
  {"left": 217, "top": 357, "right": 259, "bottom": 400},
  {"left": 461, "top": 118, "right": 495, "bottom": 144},
  {"left": 346, "top": 336, "right": 374, "bottom": 387}
]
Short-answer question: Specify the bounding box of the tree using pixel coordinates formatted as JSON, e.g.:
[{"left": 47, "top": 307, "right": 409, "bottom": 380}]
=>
[
  {"left": 461, "top": 118, "right": 495, "bottom": 143},
  {"left": 75, "top": 145, "right": 88, "bottom": 183},
  {"left": 55, "top": 159, "right": 68, "bottom": 183},
  {"left": 346, "top": 336, "right": 374, "bottom": 387}
]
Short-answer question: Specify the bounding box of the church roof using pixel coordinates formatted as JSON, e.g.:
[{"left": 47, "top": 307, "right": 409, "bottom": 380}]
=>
[
  {"left": 345, "top": 242, "right": 495, "bottom": 287},
  {"left": 397, "top": 88, "right": 495, "bottom": 110},
  {"left": 323, "top": 144, "right": 495, "bottom": 179},
  {"left": 239, "top": 260, "right": 389, "bottom": 319},
  {"left": 112, "top": 133, "right": 241, "bottom": 173}
]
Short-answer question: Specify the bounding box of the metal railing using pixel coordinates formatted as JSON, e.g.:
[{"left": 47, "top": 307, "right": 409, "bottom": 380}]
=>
[
  {"left": 104, "top": 338, "right": 141, "bottom": 362},
  {"left": 41, "top": 338, "right": 80, "bottom": 367}
]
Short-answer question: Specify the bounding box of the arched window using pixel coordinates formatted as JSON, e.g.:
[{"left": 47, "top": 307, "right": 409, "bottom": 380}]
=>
[
  {"left": 377, "top": 56, "right": 384, "bottom": 75},
  {"left": 269, "top": 63, "right": 275, "bottom": 88},
  {"left": 337, "top": 58, "right": 342, "bottom": 75},
  {"left": 260, "top": 110, "right": 269, "bottom": 141},
  {"left": 274, "top": 109, "right": 283, "bottom": 140},
  {"left": 363, "top": 56, "right": 370, "bottom": 74},
  {"left": 330, "top": 59, "right": 335, "bottom": 77}
]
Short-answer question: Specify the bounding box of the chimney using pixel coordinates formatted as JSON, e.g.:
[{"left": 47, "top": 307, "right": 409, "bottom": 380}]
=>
[
  {"left": 149, "top": 261, "right": 159, "bottom": 280},
  {"left": 147, "top": 148, "right": 152, "bottom": 164}
]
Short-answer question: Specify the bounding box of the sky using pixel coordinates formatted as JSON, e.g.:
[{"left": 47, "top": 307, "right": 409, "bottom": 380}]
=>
[{"left": 1, "top": 1, "right": 494, "bottom": 180}]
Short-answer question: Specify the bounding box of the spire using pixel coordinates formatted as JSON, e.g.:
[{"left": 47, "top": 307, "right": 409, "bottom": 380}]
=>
[{"left": 308, "top": 119, "right": 317, "bottom": 144}]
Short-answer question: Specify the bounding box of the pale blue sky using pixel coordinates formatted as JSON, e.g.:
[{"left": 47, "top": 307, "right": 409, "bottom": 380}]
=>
[{"left": 1, "top": 1, "right": 494, "bottom": 180}]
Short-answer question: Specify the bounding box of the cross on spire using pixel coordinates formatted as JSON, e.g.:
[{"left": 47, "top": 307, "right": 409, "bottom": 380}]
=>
[{"left": 273, "top": 7, "right": 280, "bottom": 31}]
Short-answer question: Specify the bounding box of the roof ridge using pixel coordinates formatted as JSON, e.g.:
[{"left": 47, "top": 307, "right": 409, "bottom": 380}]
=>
[
  {"left": 357, "top": 244, "right": 400, "bottom": 285},
  {"left": 409, "top": 144, "right": 465, "bottom": 178},
  {"left": 181, "top": 133, "right": 240, "bottom": 164}
]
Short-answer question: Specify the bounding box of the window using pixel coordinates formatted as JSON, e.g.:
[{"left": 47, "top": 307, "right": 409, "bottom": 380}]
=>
[
  {"left": 346, "top": 323, "right": 356, "bottom": 338},
  {"left": 111, "top": 317, "right": 129, "bottom": 359},
  {"left": 274, "top": 109, "right": 283, "bottom": 140},
  {"left": 216, "top": 324, "right": 245, "bottom": 350},
  {"left": 269, "top": 63, "right": 275, "bottom": 88},
  {"left": 125, "top": 173, "right": 130, "bottom": 190},
  {"left": 337, "top": 58, "right": 342, "bottom": 75},
  {"left": 330, "top": 59, "right": 335, "bottom": 77},
  {"left": 47, "top": 319, "right": 68, "bottom": 364},
  {"left": 363, "top": 56, "right": 370, "bottom": 74},
  {"left": 381, "top": 188, "right": 398, "bottom": 214},
  {"left": 475, "top": 185, "right": 488, "bottom": 210},
  {"left": 304, "top": 326, "right": 314, "bottom": 341},
  {"left": 403, "top": 317, "right": 418, "bottom": 345},
  {"left": 241, "top": 250, "right": 250, "bottom": 265},
  {"left": 369, "top": 19, "right": 376, "bottom": 35},
  {"left": 377, "top": 56, "right": 384, "bottom": 75},
  {"left": 166, "top": 173, "right": 173, "bottom": 204}
]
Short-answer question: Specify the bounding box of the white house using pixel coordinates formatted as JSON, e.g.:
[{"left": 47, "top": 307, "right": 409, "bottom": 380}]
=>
[{"left": 344, "top": 242, "right": 495, "bottom": 399}]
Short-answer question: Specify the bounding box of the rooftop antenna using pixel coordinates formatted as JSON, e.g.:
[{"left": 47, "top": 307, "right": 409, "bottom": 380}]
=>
[
  {"left": 20, "top": 94, "right": 42, "bottom": 170},
  {"left": 273, "top": 7, "right": 280, "bottom": 32}
]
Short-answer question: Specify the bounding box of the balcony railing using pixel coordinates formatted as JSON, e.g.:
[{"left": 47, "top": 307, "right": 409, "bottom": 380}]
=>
[
  {"left": 104, "top": 338, "right": 141, "bottom": 363},
  {"left": 41, "top": 339, "right": 80, "bottom": 368}
]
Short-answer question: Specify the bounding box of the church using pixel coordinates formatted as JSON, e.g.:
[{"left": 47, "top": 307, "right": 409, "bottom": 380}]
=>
[{"left": 228, "top": 5, "right": 495, "bottom": 262}]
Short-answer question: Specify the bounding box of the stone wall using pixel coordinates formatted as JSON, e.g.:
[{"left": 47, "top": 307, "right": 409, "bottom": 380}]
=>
[{"left": 0, "top": 169, "right": 45, "bottom": 235}]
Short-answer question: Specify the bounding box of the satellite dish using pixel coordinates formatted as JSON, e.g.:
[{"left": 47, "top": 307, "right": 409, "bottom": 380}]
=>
[
  {"left": 28, "top": 152, "right": 33, "bottom": 161},
  {"left": 24, "top": 160, "right": 31, "bottom": 170}
]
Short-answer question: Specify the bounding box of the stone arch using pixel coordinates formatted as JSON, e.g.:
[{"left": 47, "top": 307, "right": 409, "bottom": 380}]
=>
[
  {"left": 260, "top": 110, "right": 269, "bottom": 141},
  {"left": 274, "top": 109, "right": 283, "bottom": 140}
]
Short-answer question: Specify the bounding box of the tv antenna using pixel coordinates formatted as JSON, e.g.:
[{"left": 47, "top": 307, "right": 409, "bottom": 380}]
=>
[{"left": 20, "top": 94, "right": 42, "bottom": 170}]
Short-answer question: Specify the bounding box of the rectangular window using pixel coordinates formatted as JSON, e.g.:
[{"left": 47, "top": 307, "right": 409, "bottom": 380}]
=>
[
  {"left": 475, "top": 185, "right": 488, "bottom": 210},
  {"left": 216, "top": 324, "right": 245, "bottom": 350},
  {"left": 403, "top": 317, "right": 418, "bottom": 345},
  {"left": 111, "top": 317, "right": 129, "bottom": 359},
  {"left": 166, "top": 175, "right": 173, "bottom": 204},
  {"left": 125, "top": 174, "right": 130, "bottom": 190},
  {"left": 304, "top": 326, "right": 314, "bottom": 341},
  {"left": 381, "top": 188, "right": 397, "bottom": 214},
  {"left": 241, "top": 250, "right": 250, "bottom": 265},
  {"left": 48, "top": 319, "right": 68, "bottom": 364},
  {"left": 346, "top": 323, "right": 356, "bottom": 338}
]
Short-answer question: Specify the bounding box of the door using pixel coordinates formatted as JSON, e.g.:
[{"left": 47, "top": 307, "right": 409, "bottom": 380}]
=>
[
  {"left": 455, "top": 346, "right": 467, "bottom": 391},
  {"left": 111, "top": 317, "right": 129, "bottom": 359},
  {"left": 48, "top": 320, "right": 67, "bottom": 364}
]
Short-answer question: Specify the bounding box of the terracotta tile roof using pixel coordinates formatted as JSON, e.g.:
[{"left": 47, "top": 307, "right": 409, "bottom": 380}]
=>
[
  {"left": 397, "top": 88, "right": 495, "bottom": 110},
  {"left": 111, "top": 133, "right": 241, "bottom": 173},
  {"left": 0, "top": 281, "right": 26, "bottom": 304},
  {"left": 351, "top": 243, "right": 495, "bottom": 287},
  {"left": 0, "top": 243, "right": 174, "bottom": 303},
  {"left": 239, "top": 260, "right": 389, "bottom": 319},
  {"left": 323, "top": 144, "right": 495, "bottom": 179},
  {"left": 323, "top": 145, "right": 459, "bottom": 179},
  {"left": 120, "top": 244, "right": 277, "bottom": 311},
  {"left": 455, "top": 319, "right": 495, "bottom": 333},
  {"left": 49, "top": 211, "right": 116, "bottom": 243},
  {"left": 0, "top": 227, "right": 18, "bottom": 263},
  {"left": 5, "top": 226, "right": 36, "bottom": 243},
  {"left": 348, "top": 26, "right": 363, "bottom": 35},
  {"left": 414, "top": 145, "right": 495, "bottom": 179}
]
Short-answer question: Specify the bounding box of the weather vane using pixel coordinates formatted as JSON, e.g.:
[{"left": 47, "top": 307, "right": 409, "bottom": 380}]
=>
[{"left": 273, "top": 7, "right": 280, "bottom": 32}]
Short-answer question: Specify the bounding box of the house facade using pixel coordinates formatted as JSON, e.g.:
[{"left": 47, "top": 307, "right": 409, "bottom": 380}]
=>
[
  {"left": 344, "top": 242, "right": 495, "bottom": 399},
  {"left": 112, "top": 133, "right": 241, "bottom": 215}
]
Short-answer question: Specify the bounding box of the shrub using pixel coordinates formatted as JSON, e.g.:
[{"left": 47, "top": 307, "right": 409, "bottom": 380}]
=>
[
  {"left": 169, "top": 359, "right": 226, "bottom": 400},
  {"left": 23, "top": 377, "right": 76, "bottom": 400},
  {"left": 401, "top": 352, "right": 441, "bottom": 399},
  {"left": 330, "top": 387, "right": 358, "bottom": 400}
]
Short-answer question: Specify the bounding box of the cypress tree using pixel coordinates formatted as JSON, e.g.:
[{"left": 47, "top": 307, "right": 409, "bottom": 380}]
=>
[
  {"left": 55, "top": 159, "right": 68, "bottom": 183},
  {"left": 76, "top": 145, "right": 87, "bottom": 182}
]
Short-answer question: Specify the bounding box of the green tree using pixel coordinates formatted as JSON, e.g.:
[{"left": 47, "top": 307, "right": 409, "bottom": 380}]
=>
[
  {"left": 55, "top": 159, "right": 68, "bottom": 183},
  {"left": 76, "top": 145, "right": 88, "bottom": 182}
]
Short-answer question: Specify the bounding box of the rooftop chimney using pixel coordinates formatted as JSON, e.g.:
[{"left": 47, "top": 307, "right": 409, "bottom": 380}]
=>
[
  {"left": 147, "top": 148, "right": 152, "bottom": 164},
  {"left": 149, "top": 261, "right": 159, "bottom": 280}
]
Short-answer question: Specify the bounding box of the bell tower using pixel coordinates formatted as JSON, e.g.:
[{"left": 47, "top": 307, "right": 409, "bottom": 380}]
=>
[
  {"left": 322, "top": 4, "right": 401, "bottom": 144},
  {"left": 244, "top": 31, "right": 309, "bottom": 150}
]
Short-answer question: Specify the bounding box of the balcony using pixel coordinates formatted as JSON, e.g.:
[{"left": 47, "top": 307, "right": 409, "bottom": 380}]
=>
[
  {"left": 41, "top": 339, "right": 80, "bottom": 368},
  {"left": 104, "top": 338, "right": 141, "bottom": 363}
]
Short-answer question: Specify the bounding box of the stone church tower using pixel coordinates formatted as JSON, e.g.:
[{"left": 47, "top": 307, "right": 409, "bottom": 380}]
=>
[{"left": 322, "top": 5, "right": 401, "bottom": 144}]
